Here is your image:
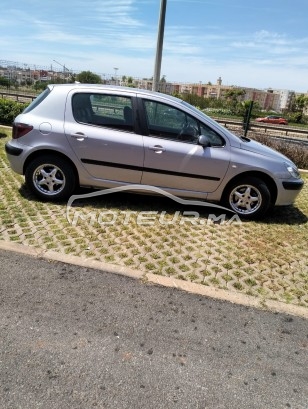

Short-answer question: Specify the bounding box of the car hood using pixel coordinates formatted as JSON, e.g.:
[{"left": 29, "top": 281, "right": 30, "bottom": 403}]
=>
[{"left": 240, "top": 139, "right": 294, "bottom": 164}]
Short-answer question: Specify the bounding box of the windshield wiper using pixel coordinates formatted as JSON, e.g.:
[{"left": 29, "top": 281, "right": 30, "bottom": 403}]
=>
[{"left": 241, "top": 136, "right": 251, "bottom": 142}]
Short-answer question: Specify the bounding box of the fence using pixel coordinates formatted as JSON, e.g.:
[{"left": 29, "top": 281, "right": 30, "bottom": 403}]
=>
[
  {"left": 0, "top": 91, "right": 36, "bottom": 103},
  {"left": 1, "top": 90, "right": 307, "bottom": 142}
]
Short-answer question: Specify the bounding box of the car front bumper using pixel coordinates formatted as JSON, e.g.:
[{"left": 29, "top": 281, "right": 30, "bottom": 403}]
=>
[{"left": 275, "top": 178, "right": 304, "bottom": 206}]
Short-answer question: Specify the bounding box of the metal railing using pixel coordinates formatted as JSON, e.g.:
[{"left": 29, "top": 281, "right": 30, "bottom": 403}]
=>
[
  {"left": 1, "top": 90, "right": 307, "bottom": 141},
  {"left": 215, "top": 118, "right": 308, "bottom": 140},
  {"left": 0, "top": 91, "right": 36, "bottom": 103}
]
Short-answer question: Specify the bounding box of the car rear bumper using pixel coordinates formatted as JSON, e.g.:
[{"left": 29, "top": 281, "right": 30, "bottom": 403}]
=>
[
  {"left": 5, "top": 141, "right": 26, "bottom": 175},
  {"left": 5, "top": 142, "right": 23, "bottom": 156}
]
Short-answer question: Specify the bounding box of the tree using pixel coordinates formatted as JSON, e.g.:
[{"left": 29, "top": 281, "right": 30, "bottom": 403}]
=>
[
  {"left": 288, "top": 94, "right": 308, "bottom": 123},
  {"left": 291, "top": 94, "right": 308, "bottom": 112},
  {"left": 225, "top": 89, "right": 246, "bottom": 114},
  {"left": 69, "top": 74, "right": 76, "bottom": 83},
  {"left": 34, "top": 81, "right": 47, "bottom": 91},
  {"left": 225, "top": 89, "right": 245, "bottom": 101},
  {"left": 76, "top": 71, "right": 102, "bottom": 84},
  {"left": 181, "top": 93, "right": 209, "bottom": 110},
  {"left": 0, "top": 76, "right": 10, "bottom": 87}
]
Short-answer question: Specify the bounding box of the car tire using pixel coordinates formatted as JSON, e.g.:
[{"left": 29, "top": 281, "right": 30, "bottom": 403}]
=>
[
  {"left": 222, "top": 177, "right": 271, "bottom": 219},
  {"left": 25, "top": 155, "right": 76, "bottom": 201}
]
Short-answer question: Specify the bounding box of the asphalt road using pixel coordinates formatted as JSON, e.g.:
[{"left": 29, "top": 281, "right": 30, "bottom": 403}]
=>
[{"left": 0, "top": 249, "right": 307, "bottom": 409}]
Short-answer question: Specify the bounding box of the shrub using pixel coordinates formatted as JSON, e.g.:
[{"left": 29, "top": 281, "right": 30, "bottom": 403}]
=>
[
  {"left": 286, "top": 112, "right": 303, "bottom": 124},
  {"left": 250, "top": 132, "right": 308, "bottom": 169},
  {"left": 0, "top": 99, "right": 27, "bottom": 125},
  {"left": 203, "top": 108, "right": 233, "bottom": 116}
]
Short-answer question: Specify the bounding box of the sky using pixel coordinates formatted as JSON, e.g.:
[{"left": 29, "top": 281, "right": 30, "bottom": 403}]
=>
[{"left": 1, "top": 0, "right": 308, "bottom": 92}]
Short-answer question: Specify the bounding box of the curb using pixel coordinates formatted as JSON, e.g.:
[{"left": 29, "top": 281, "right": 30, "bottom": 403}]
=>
[{"left": 1, "top": 240, "right": 307, "bottom": 319}]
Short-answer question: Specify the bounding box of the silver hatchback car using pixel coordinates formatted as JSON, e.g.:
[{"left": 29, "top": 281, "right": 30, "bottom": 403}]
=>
[{"left": 5, "top": 84, "right": 304, "bottom": 219}]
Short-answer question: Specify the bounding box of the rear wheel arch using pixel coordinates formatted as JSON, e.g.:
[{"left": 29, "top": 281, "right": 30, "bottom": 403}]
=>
[
  {"left": 23, "top": 150, "right": 80, "bottom": 201},
  {"left": 23, "top": 150, "right": 79, "bottom": 184}
]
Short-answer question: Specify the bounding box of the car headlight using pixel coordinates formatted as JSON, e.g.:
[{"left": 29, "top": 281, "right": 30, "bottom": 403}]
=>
[{"left": 285, "top": 162, "right": 300, "bottom": 179}]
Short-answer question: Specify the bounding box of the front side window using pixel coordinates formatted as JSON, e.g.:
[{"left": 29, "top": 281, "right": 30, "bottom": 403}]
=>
[
  {"left": 143, "top": 100, "right": 200, "bottom": 143},
  {"left": 199, "top": 123, "right": 225, "bottom": 146},
  {"left": 72, "top": 93, "right": 134, "bottom": 131}
]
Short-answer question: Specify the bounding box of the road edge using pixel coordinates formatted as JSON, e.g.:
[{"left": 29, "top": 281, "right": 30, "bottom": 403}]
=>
[{"left": 1, "top": 240, "right": 307, "bottom": 319}]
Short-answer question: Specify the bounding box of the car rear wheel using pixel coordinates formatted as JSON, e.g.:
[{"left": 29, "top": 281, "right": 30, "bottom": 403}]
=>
[
  {"left": 25, "top": 155, "right": 76, "bottom": 201},
  {"left": 223, "top": 177, "right": 271, "bottom": 219}
]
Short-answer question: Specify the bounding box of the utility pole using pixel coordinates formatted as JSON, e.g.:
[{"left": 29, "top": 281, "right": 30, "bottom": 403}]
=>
[
  {"left": 53, "top": 59, "right": 71, "bottom": 80},
  {"left": 113, "top": 67, "right": 119, "bottom": 85},
  {"left": 152, "top": 0, "right": 167, "bottom": 92}
]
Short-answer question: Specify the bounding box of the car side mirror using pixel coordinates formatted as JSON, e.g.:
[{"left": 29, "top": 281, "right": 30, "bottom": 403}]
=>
[{"left": 198, "top": 134, "right": 211, "bottom": 147}]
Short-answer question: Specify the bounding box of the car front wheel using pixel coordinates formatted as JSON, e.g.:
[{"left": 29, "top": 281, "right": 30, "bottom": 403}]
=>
[
  {"left": 25, "top": 155, "right": 76, "bottom": 201},
  {"left": 223, "top": 177, "right": 271, "bottom": 219}
]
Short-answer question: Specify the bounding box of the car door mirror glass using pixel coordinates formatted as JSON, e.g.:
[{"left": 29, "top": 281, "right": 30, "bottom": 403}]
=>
[{"left": 198, "top": 134, "right": 211, "bottom": 147}]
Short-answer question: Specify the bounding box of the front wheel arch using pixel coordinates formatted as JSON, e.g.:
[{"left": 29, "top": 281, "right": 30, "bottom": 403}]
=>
[
  {"left": 221, "top": 175, "right": 274, "bottom": 219},
  {"left": 223, "top": 172, "right": 277, "bottom": 204}
]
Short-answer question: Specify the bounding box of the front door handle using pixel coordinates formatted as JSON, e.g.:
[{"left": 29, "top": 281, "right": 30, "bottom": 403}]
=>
[{"left": 149, "top": 145, "right": 165, "bottom": 153}]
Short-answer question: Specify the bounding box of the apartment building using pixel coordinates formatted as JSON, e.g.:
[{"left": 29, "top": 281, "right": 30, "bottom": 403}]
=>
[
  {"left": 0, "top": 62, "right": 297, "bottom": 112},
  {"left": 277, "top": 89, "right": 296, "bottom": 111},
  {"left": 176, "top": 78, "right": 295, "bottom": 112}
]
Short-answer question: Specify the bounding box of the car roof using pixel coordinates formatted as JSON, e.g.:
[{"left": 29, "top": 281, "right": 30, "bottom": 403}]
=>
[{"left": 47, "top": 83, "right": 183, "bottom": 104}]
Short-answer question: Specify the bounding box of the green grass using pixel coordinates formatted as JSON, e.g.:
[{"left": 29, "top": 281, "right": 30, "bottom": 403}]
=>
[{"left": 1, "top": 126, "right": 308, "bottom": 307}]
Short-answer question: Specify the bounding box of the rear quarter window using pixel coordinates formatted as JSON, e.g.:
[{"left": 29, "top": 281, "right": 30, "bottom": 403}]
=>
[{"left": 22, "top": 88, "right": 51, "bottom": 113}]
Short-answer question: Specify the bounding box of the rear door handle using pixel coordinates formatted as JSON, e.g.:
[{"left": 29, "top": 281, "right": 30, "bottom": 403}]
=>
[
  {"left": 71, "top": 132, "right": 87, "bottom": 141},
  {"left": 149, "top": 145, "right": 165, "bottom": 153}
]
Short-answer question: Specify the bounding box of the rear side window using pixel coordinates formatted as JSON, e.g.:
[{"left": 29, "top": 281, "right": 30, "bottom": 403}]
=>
[
  {"left": 72, "top": 93, "right": 134, "bottom": 132},
  {"left": 23, "top": 87, "right": 51, "bottom": 113}
]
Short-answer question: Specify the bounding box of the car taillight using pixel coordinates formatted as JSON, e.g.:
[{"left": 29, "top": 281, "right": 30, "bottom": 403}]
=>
[{"left": 12, "top": 123, "right": 33, "bottom": 139}]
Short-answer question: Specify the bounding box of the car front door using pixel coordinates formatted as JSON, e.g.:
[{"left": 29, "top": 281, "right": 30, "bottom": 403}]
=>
[
  {"left": 64, "top": 91, "right": 144, "bottom": 185},
  {"left": 140, "top": 99, "right": 230, "bottom": 197}
]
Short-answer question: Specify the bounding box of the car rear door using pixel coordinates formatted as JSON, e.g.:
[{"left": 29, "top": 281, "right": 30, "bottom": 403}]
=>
[{"left": 64, "top": 90, "right": 144, "bottom": 184}]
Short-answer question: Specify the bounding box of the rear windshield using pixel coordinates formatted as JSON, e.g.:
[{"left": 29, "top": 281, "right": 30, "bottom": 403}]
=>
[{"left": 23, "top": 87, "right": 51, "bottom": 113}]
